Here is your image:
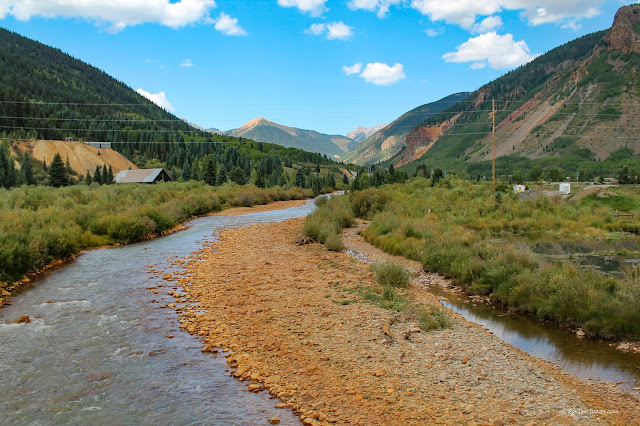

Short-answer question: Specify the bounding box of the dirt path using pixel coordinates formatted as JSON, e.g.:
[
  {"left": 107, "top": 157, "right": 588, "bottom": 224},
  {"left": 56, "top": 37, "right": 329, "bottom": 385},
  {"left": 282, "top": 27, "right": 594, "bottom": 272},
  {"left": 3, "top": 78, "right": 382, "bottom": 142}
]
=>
[{"left": 169, "top": 219, "right": 640, "bottom": 425}]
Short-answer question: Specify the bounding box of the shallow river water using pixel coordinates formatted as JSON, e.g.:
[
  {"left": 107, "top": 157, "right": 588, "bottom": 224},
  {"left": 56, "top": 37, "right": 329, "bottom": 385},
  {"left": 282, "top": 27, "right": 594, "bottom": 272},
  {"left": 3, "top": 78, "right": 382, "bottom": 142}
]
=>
[{"left": 0, "top": 201, "right": 316, "bottom": 425}]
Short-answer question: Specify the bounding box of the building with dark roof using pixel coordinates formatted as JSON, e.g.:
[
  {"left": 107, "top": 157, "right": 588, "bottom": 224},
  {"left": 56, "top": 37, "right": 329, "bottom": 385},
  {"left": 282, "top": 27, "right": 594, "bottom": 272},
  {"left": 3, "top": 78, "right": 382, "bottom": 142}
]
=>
[{"left": 114, "top": 168, "right": 171, "bottom": 184}]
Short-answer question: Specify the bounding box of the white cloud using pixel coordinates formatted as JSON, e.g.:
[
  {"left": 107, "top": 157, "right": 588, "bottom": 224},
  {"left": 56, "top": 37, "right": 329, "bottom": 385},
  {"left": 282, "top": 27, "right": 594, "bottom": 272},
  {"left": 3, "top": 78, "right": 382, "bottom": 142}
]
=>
[
  {"left": 214, "top": 12, "right": 247, "bottom": 36},
  {"left": 277, "top": 0, "right": 327, "bottom": 17},
  {"left": 471, "top": 15, "right": 502, "bottom": 33},
  {"left": 305, "top": 21, "right": 354, "bottom": 40},
  {"left": 359, "top": 62, "right": 405, "bottom": 85},
  {"left": 410, "top": 0, "right": 502, "bottom": 28},
  {"left": 326, "top": 22, "right": 354, "bottom": 40},
  {"left": 343, "top": 63, "right": 363, "bottom": 75},
  {"left": 137, "top": 89, "right": 175, "bottom": 112},
  {"left": 442, "top": 31, "right": 538, "bottom": 69},
  {"left": 347, "top": 0, "right": 403, "bottom": 18},
  {"left": 0, "top": 0, "right": 217, "bottom": 32},
  {"left": 180, "top": 58, "right": 193, "bottom": 67},
  {"left": 409, "top": 0, "right": 606, "bottom": 29},
  {"left": 305, "top": 23, "right": 326, "bottom": 35}
]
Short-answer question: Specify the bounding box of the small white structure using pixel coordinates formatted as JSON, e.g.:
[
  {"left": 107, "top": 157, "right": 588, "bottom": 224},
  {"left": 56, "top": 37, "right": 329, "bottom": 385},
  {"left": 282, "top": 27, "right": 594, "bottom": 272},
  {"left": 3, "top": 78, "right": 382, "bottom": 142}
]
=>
[
  {"left": 513, "top": 185, "right": 526, "bottom": 194},
  {"left": 559, "top": 183, "right": 571, "bottom": 194}
]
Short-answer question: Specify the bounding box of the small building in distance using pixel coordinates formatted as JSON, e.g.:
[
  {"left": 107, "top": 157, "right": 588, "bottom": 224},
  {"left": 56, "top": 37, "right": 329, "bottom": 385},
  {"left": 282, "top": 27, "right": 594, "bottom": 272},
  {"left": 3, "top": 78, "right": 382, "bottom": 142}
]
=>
[
  {"left": 559, "top": 183, "right": 571, "bottom": 195},
  {"left": 114, "top": 168, "right": 171, "bottom": 184},
  {"left": 83, "top": 142, "right": 112, "bottom": 149}
]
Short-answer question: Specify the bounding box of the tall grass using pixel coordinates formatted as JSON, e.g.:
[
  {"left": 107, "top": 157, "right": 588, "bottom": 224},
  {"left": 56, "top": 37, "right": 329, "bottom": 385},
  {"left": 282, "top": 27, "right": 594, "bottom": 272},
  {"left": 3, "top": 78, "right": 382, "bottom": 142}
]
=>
[
  {"left": 356, "top": 176, "right": 640, "bottom": 340},
  {"left": 303, "top": 195, "right": 354, "bottom": 251},
  {"left": 0, "top": 182, "right": 313, "bottom": 284}
]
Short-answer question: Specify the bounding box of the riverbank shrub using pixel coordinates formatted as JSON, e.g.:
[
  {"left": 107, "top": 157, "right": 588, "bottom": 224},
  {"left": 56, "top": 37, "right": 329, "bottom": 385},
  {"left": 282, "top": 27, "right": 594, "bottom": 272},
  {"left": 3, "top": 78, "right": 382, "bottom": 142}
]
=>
[
  {"left": 303, "top": 196, "right": 354, "bottom": 250},
  {"left": 354, "top": 176, "right": 640, "bottom": 340},
  {"left": 0, "top": 183, "right": 313, "bottom": 283},
  {"left": 374, "top": 262, "right": 410, "bottom": 289}
]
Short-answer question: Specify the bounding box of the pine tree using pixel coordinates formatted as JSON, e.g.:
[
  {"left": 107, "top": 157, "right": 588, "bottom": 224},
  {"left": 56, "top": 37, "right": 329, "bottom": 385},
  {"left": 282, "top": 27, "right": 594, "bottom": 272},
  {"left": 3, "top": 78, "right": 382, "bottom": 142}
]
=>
[
  {"left": 106, "top": 165, "right": 114, "bottom": 184},
  {"left": 65, "top": 154, "right": 73, "bottom": 176},
  {"left": 181, "top": 159, "right": 190, "bottom": 182},
  {"left": 102, "top": 165, "right": 108, "bottom": 184},
  {"left": 85, "top": 170, "right": 92, "bottom": 185},
  {"left": 0, "top": 149, "right": 6, "bottom": 188},
  {"left": 255, "top": 171, "right": 266, "bottom": 189},
  {"left": 94, "top": 165, "right": 102, "bottom": 185},
  {"left": 342, "top": 174, "right": 349, "bottom": 185},
  {"left": 203, "top": 160, "right": 216, "bottom": 186},
  {"left": 49, "top": 153, "right": 69, "bottom": 187},
  {"left": 21, "top": 151, "right": 35, "bottom": 185},
  {"left": 190, "top": 161, "right": 199, "bottom": 181},
  {"left": 229, "top": 166, "right": 246, "bottom": 185},
  {"left": 216, "top": 164, "right": 228, "bottom": 186}
]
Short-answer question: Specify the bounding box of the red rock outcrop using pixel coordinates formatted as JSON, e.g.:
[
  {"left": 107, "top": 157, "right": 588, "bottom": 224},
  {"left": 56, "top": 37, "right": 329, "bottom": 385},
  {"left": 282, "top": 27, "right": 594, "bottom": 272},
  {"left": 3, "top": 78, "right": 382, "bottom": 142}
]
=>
[{"left": 604, "top": 5, "right": 640, "bottom": 54}]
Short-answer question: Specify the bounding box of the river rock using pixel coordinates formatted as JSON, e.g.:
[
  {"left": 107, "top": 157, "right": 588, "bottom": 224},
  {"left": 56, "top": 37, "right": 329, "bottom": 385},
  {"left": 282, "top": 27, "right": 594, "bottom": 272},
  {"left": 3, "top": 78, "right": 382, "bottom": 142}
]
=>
[
  {"left": 576, "top": 329, "right": 586, "bottom": 337},
  {"left": 268, "top": 417, "right": 280, "bottom": 424}
]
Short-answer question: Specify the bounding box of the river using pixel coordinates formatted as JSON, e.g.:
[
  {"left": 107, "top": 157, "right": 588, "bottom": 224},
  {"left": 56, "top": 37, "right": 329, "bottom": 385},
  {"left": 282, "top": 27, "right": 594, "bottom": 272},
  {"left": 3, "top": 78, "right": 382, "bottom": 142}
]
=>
[{"left": 0, "top": 201, "right": 316, "bottom": 425}]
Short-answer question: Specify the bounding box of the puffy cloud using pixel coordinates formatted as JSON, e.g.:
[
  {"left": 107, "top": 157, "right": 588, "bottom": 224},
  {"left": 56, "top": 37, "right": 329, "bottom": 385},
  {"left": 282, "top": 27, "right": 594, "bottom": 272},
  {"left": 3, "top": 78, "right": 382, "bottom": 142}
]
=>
[
  {"left": 346, "top": 62, "right": 405, "bottom": 85},
  {"left": 409, "top": 0, "right": 606, "bottom": 29},
  {"left": 214, "top": 12, "right": 247, "bottom": 36},
  {"left": 471, "top": 15, "right": 502, "bottom": 33},
  {"left": 305, "top": 21, "right": 354, "bottom": 40},
  {"left": 0, "top": 0, "right": 217, "bottom": 32},
  {"left": 410, "top": 0, "right": 502, "bottom": 28},
  {"left": 346, "top": 0, "right": 403, "bottom": 18},
  {"left": 277, "top": 0, "right": 326, "bottom": 17},
  {"left": 327, "top": 22, "right": 354, "bottom": 40},
  {"left": 180, "top": 58, "right": 193, "bottom": 67},
  {"left": 342, "top": 63, "right": 363, "bottom": 75},
  {"left": 137, "top": 89, "right": 175, "bottom": 112},
  {"left": 442, "top": 31, "right": 538, "bottom": 69}
]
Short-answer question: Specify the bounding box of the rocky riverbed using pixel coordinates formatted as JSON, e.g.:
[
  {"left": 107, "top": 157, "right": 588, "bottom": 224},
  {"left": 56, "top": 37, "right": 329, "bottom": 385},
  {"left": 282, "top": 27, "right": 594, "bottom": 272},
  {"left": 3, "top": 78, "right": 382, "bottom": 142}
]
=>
[{"left": 161, "top": 217, "right": 639, "bottom": 425}]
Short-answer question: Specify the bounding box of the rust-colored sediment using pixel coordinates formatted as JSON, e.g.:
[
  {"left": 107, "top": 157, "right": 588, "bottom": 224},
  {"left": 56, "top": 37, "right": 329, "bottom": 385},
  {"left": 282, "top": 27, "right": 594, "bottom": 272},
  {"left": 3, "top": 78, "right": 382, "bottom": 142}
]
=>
[{"left": 168, "top": 219, "right": 639, "bottom": 425}]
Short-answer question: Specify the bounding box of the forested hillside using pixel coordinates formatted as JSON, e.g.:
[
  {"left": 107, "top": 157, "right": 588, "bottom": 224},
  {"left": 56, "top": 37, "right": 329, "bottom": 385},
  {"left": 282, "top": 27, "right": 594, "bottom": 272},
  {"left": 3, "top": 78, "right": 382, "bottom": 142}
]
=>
[{"left": 0, "top": 28, "right": 347, "bottom": 193}]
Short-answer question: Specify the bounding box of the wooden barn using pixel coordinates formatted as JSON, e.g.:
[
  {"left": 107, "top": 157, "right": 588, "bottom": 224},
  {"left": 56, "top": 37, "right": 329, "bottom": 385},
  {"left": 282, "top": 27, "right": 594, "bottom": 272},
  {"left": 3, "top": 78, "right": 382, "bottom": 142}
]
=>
[{"left": 114, "top": 168, "right": 171, "bottom": 184}]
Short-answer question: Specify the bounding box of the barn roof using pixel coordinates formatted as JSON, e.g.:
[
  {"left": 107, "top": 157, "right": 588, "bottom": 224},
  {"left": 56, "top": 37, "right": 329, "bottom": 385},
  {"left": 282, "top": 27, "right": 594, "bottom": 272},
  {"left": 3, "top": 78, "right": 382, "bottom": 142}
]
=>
[{"left": 114, "top": 168, "right": 166, "bottom": 183}]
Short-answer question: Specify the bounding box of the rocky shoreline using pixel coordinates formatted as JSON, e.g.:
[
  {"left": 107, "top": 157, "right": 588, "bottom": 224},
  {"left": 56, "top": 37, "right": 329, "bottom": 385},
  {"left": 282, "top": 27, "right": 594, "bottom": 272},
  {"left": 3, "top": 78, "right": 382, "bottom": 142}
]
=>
[{"left": 161, "top": 217, "right": 640, "bottom": 425}]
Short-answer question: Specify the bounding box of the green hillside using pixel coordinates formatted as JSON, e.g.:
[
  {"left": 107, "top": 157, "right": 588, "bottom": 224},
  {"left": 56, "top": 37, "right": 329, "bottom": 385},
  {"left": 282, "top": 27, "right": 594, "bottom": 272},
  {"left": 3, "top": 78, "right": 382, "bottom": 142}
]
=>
[
  {"left": 399, "top": 5, "right": 640, "bottom": 180},
  {"left": 0, "top": 28, "right": 345, "bottom": 194},
  {"left": 342, "top": 92, "right": 470, "bottom": 165}
]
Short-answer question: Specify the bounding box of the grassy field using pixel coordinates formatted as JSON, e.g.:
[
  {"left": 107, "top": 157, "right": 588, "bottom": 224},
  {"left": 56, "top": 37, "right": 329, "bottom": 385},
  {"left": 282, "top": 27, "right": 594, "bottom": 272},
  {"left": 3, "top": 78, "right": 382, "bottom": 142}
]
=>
[
  {"left": 304, "top": 178, "right": 640, "bottom": 340},
  {"left": 0, "top": 182, "right": 312, "bottom": 285}
]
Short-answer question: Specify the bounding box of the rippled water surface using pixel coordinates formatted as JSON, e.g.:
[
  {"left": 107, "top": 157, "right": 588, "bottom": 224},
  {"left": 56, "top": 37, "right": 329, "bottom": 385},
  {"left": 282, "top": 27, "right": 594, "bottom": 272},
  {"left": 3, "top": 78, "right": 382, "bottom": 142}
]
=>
[{"left": 0, "top": 201, "right": 316, "bottom": 425}]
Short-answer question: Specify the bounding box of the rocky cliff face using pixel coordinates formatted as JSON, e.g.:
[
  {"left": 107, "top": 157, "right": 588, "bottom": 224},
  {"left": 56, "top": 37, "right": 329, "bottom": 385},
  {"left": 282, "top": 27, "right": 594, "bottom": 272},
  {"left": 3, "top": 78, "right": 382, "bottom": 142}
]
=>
[{"left": 604, "top": 5, "right": 640, "bottom": 54}]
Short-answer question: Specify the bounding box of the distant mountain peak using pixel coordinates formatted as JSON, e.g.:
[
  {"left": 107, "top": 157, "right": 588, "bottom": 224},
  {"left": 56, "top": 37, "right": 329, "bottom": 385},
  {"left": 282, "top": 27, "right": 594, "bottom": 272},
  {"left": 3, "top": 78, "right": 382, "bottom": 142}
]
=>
[
  {"left": 225, "top": 118, "right": 357, "bottom": 158},
  {"left": 347, "top": 124, "right": 388, "bottom": 143}
]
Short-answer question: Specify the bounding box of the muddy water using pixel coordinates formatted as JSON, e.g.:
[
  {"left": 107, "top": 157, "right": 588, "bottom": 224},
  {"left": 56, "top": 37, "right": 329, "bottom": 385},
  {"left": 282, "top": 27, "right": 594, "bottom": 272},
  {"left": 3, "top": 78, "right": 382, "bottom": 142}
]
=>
[{"left": 0, "top": 201, "right": 316, "bottom": 425}]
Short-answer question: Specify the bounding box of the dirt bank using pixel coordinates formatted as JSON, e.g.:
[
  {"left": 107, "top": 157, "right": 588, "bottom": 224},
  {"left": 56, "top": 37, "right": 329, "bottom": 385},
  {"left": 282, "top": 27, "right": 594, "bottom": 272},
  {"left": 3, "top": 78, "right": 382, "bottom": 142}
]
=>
[
  {"left": 168, "top": 219, "right": 639, "bottom": 425},
  {"left": 211, "top": 199, "right": 309, "bottom": 216}
]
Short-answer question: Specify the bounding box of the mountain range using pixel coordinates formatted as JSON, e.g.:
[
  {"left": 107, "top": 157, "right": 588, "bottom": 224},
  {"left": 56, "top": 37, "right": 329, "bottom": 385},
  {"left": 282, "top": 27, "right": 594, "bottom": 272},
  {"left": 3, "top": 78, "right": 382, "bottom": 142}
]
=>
[
  {"left": 367, "top": 4, "right": 640, "bottom": 177},
  {"left": 223, "top": 117, "right": 358, "bottom": 159}
]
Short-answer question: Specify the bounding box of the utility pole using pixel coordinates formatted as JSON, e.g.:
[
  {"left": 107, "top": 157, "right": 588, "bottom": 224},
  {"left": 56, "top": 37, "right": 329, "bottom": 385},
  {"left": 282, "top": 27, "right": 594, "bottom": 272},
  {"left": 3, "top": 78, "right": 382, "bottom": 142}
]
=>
[{"left": 492, "top": 99, "right": 496, "bottom": 192}]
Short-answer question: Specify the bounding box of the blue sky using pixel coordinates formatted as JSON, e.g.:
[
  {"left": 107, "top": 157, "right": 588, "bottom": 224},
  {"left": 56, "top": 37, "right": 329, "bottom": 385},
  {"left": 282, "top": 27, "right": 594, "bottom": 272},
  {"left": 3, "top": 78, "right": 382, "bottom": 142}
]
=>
[{"left": 0, "top": 1, "right": 636, "bottom": 135}]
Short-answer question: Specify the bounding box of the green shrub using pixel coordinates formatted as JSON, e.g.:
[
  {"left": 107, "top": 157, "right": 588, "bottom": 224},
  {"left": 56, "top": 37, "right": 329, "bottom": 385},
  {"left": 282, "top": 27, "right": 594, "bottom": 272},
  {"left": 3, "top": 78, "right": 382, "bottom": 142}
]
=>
[
  {"left": 350, "top": 188, "right": 391, "bottom": 219},
  {"left": 325, "top": 233, "right": 346, "bottom": 252},
  {"left": 374, "top": 262, "right": 410, "bottom": 288}
]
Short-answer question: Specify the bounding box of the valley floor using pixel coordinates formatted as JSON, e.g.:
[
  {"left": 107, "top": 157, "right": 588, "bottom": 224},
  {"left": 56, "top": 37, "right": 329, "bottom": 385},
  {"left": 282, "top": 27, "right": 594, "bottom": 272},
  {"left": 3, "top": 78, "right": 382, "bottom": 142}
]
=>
[{"left": 170, "top": 215, "right": 640, "bottom": 425}]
